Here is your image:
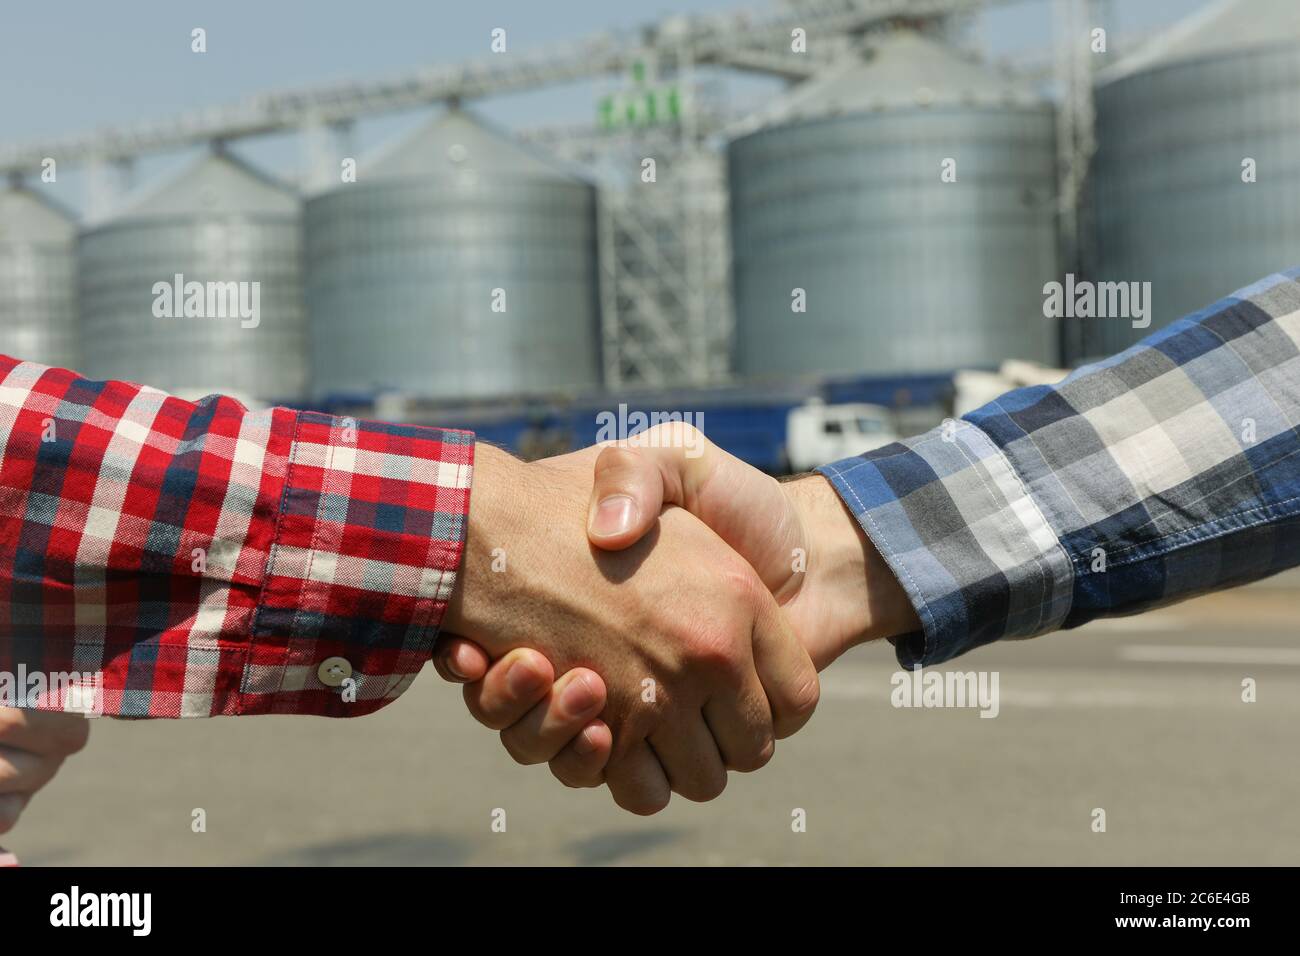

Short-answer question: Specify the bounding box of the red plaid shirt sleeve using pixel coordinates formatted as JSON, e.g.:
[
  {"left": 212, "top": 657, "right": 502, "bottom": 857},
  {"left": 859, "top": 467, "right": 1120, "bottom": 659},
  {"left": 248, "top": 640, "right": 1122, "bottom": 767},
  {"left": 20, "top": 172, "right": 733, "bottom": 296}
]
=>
[{"left": 0, "top": 356, "right": 474, "bottom": 718}]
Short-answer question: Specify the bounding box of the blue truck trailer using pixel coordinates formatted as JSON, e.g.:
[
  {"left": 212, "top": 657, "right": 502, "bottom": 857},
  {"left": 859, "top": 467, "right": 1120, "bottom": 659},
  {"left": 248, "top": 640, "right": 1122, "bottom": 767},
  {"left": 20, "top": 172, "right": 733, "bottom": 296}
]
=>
[{"left": 312, "top": 373, "right": 954, "bottom": 474}]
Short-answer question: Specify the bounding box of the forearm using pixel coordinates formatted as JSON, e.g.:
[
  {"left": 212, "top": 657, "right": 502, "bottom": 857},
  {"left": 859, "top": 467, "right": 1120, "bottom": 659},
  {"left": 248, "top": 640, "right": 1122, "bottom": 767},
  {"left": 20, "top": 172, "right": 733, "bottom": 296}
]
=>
[
  {"left": 820, "top": 268, "right": 1300, "bottom": 666},
  {"left": 0, "top": 356, "right": 473, "bottom": 717}
]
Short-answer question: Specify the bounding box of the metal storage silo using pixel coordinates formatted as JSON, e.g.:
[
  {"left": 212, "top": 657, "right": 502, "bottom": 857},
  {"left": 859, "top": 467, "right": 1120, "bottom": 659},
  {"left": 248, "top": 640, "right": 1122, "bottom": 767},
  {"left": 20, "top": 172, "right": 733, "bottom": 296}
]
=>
[
  {"left": 304, "top": 109, "right": 600, "bottom": 400},
  {"left": 0, "top": 184, "right": 79, "bottom": 370},
  {"left": 1085, "top": 0, "right": 1300, "bottom": 360},
  {"left": 78, "top": 149, "right": 307, "bottom": 400},
  {"left": 729, "top": 31, "right": 1057, "bottom": 380}
]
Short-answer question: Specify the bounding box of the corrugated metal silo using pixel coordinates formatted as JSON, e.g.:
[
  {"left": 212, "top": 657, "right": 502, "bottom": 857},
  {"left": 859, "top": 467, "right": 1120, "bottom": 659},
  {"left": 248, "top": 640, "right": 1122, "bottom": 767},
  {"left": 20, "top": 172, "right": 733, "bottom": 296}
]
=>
[
  {"left": 304, "top": 109, "right": 600, "bottom": 400},
  {"left": 0, "top": 185, "right": 79, "bottom": 370},
  {"left": 1085, "top": 0, "right": 1300, "bottom": 360},
  {"left": 729, "top": 31, "right": 1057, "bottom": 380},
  {"left": 78, "top": 150, "right": 307, "bottom": 400}
]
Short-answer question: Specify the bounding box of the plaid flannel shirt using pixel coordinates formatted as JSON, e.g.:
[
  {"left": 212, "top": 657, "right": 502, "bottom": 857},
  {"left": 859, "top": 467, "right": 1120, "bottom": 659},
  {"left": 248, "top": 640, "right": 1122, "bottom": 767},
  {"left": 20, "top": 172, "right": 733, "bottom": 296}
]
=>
[
  {"left": 0, "top": 357, "right": 473, "bottom": 718},
  {"left": 820, "top": 268, "right": 1300, "bottom": 667}
]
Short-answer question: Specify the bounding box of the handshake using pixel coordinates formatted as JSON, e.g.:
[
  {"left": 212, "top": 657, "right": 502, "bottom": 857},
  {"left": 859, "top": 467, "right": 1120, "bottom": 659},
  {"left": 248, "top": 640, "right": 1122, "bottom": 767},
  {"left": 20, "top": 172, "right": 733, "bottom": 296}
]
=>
[{"left": 433, "top": 423, "right": 919, "bottom": 814}]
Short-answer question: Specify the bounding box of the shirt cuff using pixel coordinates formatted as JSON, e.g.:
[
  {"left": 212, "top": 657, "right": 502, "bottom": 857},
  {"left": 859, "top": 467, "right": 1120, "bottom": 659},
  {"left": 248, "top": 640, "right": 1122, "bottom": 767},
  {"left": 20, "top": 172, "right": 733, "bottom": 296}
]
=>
[
  {"left": 817, "top": 419, "right": 1074, "bottom": 667},
  {"left": 245, "top": 412, "right": 474, "bottom": 716}
]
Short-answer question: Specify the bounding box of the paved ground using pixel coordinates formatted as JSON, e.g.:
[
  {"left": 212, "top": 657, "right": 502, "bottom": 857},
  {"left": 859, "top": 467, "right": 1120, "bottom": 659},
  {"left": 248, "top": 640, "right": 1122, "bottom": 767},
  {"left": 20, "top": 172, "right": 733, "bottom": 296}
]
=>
[{"left": 13, "top": 575, "right": 1300, "bottom": 866}]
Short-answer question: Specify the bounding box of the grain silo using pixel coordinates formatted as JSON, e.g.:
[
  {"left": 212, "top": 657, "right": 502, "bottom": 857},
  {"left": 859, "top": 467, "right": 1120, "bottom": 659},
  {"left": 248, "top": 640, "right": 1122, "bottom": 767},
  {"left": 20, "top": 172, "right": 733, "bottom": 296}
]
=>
[
  {"left": 1084, "top": 0, "right": 1300, "bottom": 360},
  {"left": 728, "top": 31, "right": 1057, "bottom": 380},
  {"left": 78, "top": 149, "right": 307, "bottom": 401},
  {"left": 0, "top": 184, "right": 79, "bottom": 371},
  {"left": 304, "top": 109, "right": 600, "bottom": 401}
]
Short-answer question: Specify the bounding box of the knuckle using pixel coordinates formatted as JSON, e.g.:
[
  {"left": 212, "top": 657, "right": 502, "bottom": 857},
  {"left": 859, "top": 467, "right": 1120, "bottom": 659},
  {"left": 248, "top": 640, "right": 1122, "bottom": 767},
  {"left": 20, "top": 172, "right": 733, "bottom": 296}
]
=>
[
  {"left": 720, "top": 563, "right": 762, "bottom": 601},
  {"left": 555, "top": 773, "right": 588, "bottom": 790},
  {"left": 430, "top": 650, "right": 459, "bottom": 683},
  {"left": 596, "top": 444, "right": 642, "bottom": 472},
  {"left": 730, "top": 736, "right": 776, "bottom": 773},
  {"left": 793, "top": 672, "right": 822, "bottom": 717},
  {"left": 481, "top": 711, "right": 515, "bottom": 732},
  {"left": 498, "top": 729, "right": 545, "bottom": 766},
  {"left": 721, "top": 569, "right": 767, "bottom": 629},
  {"left": 678, "top": 770, "right": 728, "bottom": 803},
  {"left": 687, "top": 631, "right": 743, "bottom": 675},
  {"left": 642, "top": 421, "right": 700, "bottom": 449},
  {"left": 677, "top": 619, "right": 748, "bottom": 679},
  {"left": 777, "top": 673, "right": 821, "bottom": 737},
  {"left": 615, "top": 788, "right": 670, "bottom": 817},
  {"left": 551, "top": 761, "right": 603, "bottom": 790},
  {"left": 463, "top": 686, "right": 511, "bottom": 731}
]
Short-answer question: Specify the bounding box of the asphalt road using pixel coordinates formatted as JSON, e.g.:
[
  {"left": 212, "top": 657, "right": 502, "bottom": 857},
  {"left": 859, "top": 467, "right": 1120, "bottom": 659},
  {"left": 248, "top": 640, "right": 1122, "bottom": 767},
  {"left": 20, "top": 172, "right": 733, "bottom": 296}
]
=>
[{"left": 13, "top": 575, "right": 1300, "bottom": 866}]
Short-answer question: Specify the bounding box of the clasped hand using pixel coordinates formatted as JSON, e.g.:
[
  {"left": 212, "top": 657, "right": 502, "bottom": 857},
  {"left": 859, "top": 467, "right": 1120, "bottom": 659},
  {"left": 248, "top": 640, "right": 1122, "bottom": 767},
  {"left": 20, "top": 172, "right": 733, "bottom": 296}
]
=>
[{"left": 437, "top": 424, "right": 917, "bottom": 814}]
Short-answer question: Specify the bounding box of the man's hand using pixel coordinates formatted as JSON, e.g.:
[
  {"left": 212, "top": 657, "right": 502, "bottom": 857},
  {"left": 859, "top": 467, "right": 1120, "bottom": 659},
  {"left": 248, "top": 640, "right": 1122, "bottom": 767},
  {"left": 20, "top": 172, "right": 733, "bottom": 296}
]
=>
[
  {"left": 584, "top": 423, "right": 920, "bottom": 669},
  {"left": 438, "top": 442, "right": 820, "bottom": 814},
  {"left": 0, "top": 707, "right": 91, "bottom": 841},
  {"left": 431, "top": 641, "right": 614, "bottom": 792},
  {"left": 433, "top": 426, "right": 919, "bottom": 799}
]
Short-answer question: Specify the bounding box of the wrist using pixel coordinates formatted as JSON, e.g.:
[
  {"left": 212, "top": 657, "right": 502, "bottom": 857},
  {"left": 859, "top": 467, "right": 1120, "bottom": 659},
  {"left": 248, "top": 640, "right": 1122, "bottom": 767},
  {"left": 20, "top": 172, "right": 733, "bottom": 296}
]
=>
[
  {"left": 858, "top": 519, "right": 921, "bottom": 644},
  {"left": 787, "top": 474, "right": 919, "bottom": 649},
  {"left": 445, "top": 442, "right": 521, "bottom": 637}
]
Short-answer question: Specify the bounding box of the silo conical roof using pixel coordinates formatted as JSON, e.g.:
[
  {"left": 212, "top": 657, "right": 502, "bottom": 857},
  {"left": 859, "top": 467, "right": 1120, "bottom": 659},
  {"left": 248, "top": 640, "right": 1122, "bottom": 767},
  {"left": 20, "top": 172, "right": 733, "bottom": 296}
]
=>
[
  {"left": 365, "top": 109, "right": 583, "bottom": 183},
  {"left": 739, "top": 31, "right": 1044, "bottom": 133},
  {"left": 110, "top": 150, "right": 299, "bottom": 221},
  {"left": 0, "top": 186, "right": 77, "bottom": 243},
  {"left": 1099, "top": 0, "right": 1300, "bottom": 84}
]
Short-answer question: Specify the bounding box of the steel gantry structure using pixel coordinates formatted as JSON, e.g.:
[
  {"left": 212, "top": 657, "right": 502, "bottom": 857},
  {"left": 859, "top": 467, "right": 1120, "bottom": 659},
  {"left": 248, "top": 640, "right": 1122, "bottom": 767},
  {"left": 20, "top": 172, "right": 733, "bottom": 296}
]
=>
[{"left": 2, "top": 0, "right": 1093, "bottom": 388}]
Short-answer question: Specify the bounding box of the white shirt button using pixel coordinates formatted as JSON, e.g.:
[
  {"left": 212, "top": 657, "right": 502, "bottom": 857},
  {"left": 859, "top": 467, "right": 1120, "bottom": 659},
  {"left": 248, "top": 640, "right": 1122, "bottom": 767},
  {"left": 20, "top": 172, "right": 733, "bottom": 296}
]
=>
[{"left": 318, "top": 657, "right": 353, "bottom": 688}]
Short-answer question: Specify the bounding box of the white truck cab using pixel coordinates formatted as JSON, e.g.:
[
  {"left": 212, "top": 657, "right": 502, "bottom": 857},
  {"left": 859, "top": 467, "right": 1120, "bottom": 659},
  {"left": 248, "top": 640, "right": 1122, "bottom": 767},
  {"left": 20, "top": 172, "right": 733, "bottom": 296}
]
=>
[{"left": 786, "top": 400, "right": 898, "bottom": 473}]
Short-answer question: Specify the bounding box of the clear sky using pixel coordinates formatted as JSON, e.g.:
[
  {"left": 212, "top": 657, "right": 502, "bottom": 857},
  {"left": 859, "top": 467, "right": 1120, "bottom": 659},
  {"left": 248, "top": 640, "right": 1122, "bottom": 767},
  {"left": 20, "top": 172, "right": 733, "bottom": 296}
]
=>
[{"left": 1, "top": 0, "right": 1213, "bottom": 212}]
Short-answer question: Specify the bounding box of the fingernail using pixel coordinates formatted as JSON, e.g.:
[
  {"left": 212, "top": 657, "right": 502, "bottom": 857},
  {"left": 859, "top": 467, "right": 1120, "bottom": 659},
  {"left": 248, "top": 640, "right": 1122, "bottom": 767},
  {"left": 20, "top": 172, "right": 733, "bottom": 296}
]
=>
[
  {"left": 561, "top": 673, "right": 599, "bottom": 716},
  {"left": 506, "top": 656, "right": 545, "bottom": 697},
  {"left": 445, "top": 647, "right": 470, "bottom": 681},
  {"left": 574, "top": 726, "right": 600, "bottom": 755},
  {"left": 591, "top": 495, "right": 636, "bottom": 537}
]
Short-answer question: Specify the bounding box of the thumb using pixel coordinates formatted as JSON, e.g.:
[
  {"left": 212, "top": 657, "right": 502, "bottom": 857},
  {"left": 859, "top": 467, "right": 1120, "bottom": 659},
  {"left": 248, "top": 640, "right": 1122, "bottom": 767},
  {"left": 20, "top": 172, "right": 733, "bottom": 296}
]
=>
[
  {"left": 585, "top": 445, "right": 669, "bottom": 550},
  {"left": 431, "top": 633, "right": 491, "bottom": 683},
  {"left": 587, "top": 424, "right": 806, "bottom": 600}
]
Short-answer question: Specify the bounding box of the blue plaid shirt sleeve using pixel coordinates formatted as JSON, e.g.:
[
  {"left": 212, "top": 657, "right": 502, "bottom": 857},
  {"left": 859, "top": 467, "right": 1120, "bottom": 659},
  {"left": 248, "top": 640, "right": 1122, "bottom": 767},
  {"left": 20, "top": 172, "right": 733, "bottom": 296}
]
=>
[{"left": 818, "top": 268, "right": 1300, "bottom": 667}]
